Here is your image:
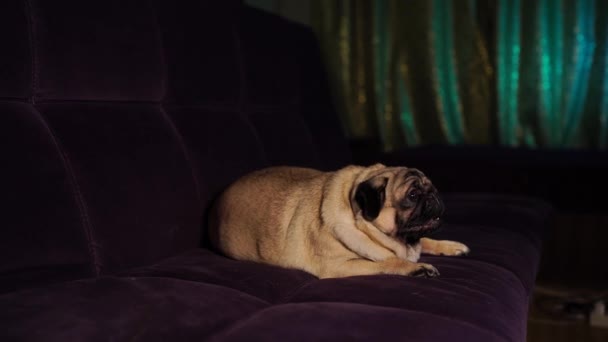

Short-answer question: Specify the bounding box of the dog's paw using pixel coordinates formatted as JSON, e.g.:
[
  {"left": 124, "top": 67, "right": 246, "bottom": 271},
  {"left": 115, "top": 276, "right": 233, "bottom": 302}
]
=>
[
  {"left": 409, "top": 263, "right": 440, "bottom": 278},
  {"left": 437, "top": 241, "right": 470, "bottom": 257}
]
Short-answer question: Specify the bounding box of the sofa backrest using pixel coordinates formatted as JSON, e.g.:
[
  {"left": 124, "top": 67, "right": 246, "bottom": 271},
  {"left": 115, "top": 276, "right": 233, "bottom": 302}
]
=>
[{"left": 0, "top": 0, "right": 349, "bottom": 292}]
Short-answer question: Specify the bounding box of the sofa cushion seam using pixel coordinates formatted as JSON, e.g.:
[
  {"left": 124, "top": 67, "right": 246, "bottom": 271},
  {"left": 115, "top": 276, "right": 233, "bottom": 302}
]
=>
[{"left": 36, "top": 113, "right": 103, "bottom": 276}]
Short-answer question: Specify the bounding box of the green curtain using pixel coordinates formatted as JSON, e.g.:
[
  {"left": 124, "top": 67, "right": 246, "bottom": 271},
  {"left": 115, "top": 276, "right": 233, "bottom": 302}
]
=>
[{"left": 311, "top": 0, "right": 608, "bottom": 151}]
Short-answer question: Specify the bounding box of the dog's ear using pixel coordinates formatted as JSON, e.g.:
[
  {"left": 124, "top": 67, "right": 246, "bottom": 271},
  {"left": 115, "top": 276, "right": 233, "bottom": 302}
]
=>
[{"left": 354, "top": 177, "right": 388, "bottom": 221}]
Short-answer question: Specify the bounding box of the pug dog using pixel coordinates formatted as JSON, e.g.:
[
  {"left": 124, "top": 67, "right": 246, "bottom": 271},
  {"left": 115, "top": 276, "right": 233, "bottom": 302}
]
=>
[{"left": 208, "top": 164, "right": 469, "bottom": 279}]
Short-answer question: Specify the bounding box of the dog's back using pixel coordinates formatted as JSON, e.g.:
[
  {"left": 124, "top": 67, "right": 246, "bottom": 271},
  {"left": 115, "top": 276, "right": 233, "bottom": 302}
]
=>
[{"left": 208, "top": 167, "right": 326, "bottom": 267}]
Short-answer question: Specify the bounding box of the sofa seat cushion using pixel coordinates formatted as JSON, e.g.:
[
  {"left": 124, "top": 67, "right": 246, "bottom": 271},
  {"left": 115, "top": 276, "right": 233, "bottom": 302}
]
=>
[
  {"left": 209, "top": 302, "right": 505, "bottom": 342},
  {"left": 123, "top": 248, "right": 316, "bottom": 303},
  {"left": 2, "top": 194, "right": 549, "bottom": 341},
  {"left": 118, "top": 225, "right": 530, "bottom": 341},
  {"left": 427, "top": 222, "right": 541, "bottom": 294},
  {"left": 0, "top": 276, "right": 268, "bottom": 341},
  {"left": 283, "top": 254, "right": 528, "bottom": 341},
  {"left": 3, "top": 238, "right": 527, "bottom": 341}
]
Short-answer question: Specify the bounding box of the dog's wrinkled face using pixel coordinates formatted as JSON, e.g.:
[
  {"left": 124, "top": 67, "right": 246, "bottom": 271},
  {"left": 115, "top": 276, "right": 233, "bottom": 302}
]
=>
[{"left": 352, "top": 167, "right": 444, "bottom": 244}]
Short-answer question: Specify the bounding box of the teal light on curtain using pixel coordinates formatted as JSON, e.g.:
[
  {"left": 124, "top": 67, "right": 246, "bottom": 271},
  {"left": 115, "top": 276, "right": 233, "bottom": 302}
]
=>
[
  {"left": 562, "top": 0, "right": 596, "bottom": 145},
  {"left": 497, "top": 0, "right": 521, "bottom": 146},
  {"left": 397, "top": 67, "right": 419, "bottom": 145},
  {"left": 431, "top": 0, "right": 465, "bottom": 144},
  {"left": 373, "top": 0, "right": 390, "bottom": 147},
  {"left": 538, "top": 0, "right": 564, "bottom": 147},
  {"left": 313, "top": 0, "right": 608, "bottom": 150}
]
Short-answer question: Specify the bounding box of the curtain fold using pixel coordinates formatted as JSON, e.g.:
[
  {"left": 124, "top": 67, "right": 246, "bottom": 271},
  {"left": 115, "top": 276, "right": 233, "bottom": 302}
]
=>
[{"left": 312, "top": 0, "right": 608, "bottom": 150}]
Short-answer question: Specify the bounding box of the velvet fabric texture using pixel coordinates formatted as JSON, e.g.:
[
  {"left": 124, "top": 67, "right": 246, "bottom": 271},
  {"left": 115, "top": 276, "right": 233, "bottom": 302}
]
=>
[
  {"left": 0, "top": 103, "right": 93, "bottom": 293},
  {"left": 1, "top": 1, "right": 552, "bottom": 341}
]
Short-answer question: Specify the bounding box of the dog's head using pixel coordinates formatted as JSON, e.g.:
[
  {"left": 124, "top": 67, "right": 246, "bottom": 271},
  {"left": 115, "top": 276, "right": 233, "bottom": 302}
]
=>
[{"left": 350, "top": 165, "right": 444, "bottom": 244}]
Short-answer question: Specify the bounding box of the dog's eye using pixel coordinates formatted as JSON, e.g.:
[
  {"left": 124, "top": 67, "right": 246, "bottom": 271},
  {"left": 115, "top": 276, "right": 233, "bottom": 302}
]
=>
[{"left": 408, "top": 189, "right": 421, "bottom": 202}]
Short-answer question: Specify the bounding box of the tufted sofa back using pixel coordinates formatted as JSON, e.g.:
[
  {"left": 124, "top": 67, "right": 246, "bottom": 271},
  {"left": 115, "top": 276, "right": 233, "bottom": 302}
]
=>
[{"left": 0, "top": 0, "right": 349, "bottom": 292}]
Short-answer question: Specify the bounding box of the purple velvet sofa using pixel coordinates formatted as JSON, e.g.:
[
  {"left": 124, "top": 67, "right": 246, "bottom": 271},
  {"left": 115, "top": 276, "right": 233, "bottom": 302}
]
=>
[{"left": 1, "top": 1, "right": 553, "bottom": 341}]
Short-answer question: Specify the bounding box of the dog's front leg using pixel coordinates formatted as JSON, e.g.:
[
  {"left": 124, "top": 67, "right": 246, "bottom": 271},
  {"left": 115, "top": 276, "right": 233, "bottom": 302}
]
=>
[
  {"left": 420, "top": 238, "right": 469, "bottom": 256},
  {"left": 332, "top": 223, "right": 395, "bottom": 261},
  {"left": 318, "top": 257, "right": 439, "bottom": 279},
  {"left": 355, "top": 220, "right": 412, "bottom": 261}
]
